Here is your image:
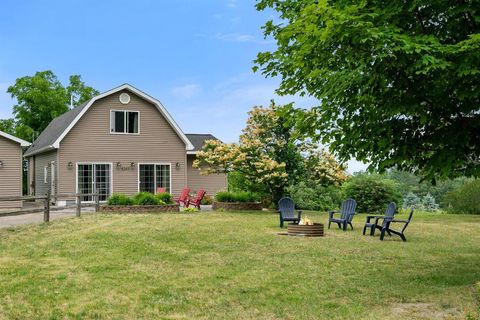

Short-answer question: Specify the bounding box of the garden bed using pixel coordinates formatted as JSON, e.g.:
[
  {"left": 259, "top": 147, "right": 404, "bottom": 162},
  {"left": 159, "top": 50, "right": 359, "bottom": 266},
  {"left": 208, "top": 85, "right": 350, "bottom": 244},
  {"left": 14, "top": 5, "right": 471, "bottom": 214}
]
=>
[
  {"left": 212, "top": 201, "right": 262, "bottom": 211},
  {"left": 100, "top": 204, "right": 179, "bottom": 213}
]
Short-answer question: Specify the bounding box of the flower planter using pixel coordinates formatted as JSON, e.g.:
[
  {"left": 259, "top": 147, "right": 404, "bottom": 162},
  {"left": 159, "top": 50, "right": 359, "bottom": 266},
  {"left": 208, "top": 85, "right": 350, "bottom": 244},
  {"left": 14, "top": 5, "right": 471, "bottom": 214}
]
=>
[
  {"left": 212, "top": 201, "right": 262, "bottom": 211},
  {"left": 100, "top": 204, "right": 179, "bottom": 213}
]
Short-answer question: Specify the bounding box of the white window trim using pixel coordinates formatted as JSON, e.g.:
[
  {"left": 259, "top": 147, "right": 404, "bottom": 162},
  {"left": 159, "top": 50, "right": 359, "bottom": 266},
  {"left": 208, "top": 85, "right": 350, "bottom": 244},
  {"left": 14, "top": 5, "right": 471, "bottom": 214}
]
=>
[
  {"left": 109, "top": 109, "right": 141, "bottom": 135},
  {"left": 43, "top": 166, "right": 48, "bottom": 184},
  {"left": 75, "top": 162, "right": 114, "bottom": 203},
  {"left": 137, "top": 163, "right": 172, "bottom": 194}
]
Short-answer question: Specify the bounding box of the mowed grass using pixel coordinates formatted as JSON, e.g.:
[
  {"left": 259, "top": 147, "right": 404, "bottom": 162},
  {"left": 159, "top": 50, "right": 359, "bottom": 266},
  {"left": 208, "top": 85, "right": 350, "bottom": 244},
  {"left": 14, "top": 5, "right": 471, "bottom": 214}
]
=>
[{"left": 0, "top": 211, "right": 479, "bottom": 319}]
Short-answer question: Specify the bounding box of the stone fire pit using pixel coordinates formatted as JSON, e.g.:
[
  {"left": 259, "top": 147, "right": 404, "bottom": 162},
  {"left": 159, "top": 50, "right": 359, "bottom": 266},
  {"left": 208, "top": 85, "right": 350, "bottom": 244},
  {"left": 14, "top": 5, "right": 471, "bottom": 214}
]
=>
[{"left": 287, "top": 223, "right": 324, "bottom": 237}]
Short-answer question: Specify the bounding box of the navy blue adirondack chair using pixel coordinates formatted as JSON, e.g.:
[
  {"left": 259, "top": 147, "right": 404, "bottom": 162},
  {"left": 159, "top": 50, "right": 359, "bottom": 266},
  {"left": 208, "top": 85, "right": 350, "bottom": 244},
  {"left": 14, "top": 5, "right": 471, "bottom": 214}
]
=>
[
  {"left": 363, "top": 202, "right": 396, "bottom": 236},
  {"left": 328, "top": 199, "right": 357, "bottom": 231},
  {"left": 278, "top": 197, "right": 302, "bottom": 228},
  {"left": 380, "top": 209, "right": 414, "bottom": 242}
]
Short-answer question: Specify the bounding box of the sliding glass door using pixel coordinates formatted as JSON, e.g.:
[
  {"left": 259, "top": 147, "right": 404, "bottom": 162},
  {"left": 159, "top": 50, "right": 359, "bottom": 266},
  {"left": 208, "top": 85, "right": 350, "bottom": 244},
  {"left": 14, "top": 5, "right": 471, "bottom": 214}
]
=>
[
  {"left": 139, "top": 164, "right": 171, "bottom": 193},
  {"left": 77, "top": 163, "right": 111, "bottom": 201}
]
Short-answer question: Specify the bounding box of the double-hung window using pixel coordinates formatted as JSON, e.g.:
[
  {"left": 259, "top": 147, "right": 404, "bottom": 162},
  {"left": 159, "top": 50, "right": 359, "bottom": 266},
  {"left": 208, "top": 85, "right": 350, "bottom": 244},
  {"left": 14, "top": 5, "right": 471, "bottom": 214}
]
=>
[{"left": 110, "top": 110, "right": 139, "bottom": 134}]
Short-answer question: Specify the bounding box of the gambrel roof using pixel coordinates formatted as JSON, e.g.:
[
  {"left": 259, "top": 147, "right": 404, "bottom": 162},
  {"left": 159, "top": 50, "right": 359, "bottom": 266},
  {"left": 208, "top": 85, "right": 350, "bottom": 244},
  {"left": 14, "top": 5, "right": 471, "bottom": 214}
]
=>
[{"left": 25, "top": 84, "right": 194, "bottom": 157}]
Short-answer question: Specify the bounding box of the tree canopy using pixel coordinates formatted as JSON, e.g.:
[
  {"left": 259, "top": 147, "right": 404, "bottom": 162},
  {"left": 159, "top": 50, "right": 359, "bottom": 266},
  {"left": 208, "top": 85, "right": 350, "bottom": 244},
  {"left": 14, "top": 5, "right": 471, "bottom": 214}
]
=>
[
  {"left": 254, "top": 0, "right": 480, "bottom": 182},
  {"left": 2, "top": 71, "right": 99, "bottom": 141}
]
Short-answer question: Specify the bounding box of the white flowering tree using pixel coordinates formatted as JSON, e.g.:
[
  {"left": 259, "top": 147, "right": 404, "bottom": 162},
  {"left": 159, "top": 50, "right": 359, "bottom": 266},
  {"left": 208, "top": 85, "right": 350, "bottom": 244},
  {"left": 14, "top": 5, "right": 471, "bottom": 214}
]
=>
[{"left": 194, "top": 103, "right": 347, "bottom": 203}]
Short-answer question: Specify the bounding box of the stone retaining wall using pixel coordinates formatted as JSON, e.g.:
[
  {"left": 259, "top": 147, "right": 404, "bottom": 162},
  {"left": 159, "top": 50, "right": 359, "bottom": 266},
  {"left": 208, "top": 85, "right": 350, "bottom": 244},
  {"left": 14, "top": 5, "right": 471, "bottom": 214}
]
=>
[
  {"left": 212, "top": 202, "right": 262, "bottom": 211},
  {"left": 100, "top": 204, "right": 180, "bottom": 213}
]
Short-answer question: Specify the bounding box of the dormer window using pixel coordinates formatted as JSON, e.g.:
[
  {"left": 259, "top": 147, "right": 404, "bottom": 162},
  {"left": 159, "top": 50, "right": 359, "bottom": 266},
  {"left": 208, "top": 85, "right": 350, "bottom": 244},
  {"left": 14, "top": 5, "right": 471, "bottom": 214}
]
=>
[{"left": 110, "top": 110, "right": 139, "bottom": 134}]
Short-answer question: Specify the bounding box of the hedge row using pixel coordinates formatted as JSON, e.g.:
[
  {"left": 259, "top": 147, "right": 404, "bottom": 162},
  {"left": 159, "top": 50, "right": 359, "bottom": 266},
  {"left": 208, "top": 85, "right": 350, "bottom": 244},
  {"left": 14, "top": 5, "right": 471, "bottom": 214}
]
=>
[
  {"left": 107, "top": 192, "right": 174, "bottom": 206},
  {"left": 215, "top": 191, "right": 259, "bottom": 203}
]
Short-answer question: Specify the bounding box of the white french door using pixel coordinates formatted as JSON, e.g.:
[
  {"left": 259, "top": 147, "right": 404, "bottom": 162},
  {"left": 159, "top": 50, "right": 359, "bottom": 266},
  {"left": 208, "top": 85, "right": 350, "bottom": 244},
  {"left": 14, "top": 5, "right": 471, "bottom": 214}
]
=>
[
  {"left": 77, "top": 163, "right": 112, "bottom": 202},
  {"left": 138, "top": 164, "right": 171, "bottom": 193}
]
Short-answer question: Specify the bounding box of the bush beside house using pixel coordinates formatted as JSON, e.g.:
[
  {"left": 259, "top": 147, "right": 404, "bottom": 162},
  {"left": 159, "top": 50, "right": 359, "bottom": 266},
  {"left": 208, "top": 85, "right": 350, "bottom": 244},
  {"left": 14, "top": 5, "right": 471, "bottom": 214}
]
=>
[
  {"left": 107, "top": 192, "right": 174, "bottom": 206},
  {"left": 102, "top": 192, "right": 178, "bottom": 213}
]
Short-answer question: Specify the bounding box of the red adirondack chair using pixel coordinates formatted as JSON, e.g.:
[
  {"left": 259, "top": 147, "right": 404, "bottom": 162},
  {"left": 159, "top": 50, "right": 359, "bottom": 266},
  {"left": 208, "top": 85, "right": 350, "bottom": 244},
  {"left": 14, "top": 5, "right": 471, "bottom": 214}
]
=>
[
  {"left": 174, "top": 188, "right": 190, "bottom": 206},
  {"left": 186, "top": 189, "right": 206, "bottom": 209},
  {"left": 156, "top": 187, "right": 167, "bottom": 194}
]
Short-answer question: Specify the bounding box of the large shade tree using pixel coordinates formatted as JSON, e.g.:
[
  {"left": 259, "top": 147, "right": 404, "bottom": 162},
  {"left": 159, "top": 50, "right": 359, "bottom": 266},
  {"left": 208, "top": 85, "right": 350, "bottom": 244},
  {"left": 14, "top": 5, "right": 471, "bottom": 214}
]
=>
[
  {"left": 3, "top": 71, "right": 99, "bottom": 141},
  {"left": 254, "top": 1, "right": 480, "bottom": 182}
]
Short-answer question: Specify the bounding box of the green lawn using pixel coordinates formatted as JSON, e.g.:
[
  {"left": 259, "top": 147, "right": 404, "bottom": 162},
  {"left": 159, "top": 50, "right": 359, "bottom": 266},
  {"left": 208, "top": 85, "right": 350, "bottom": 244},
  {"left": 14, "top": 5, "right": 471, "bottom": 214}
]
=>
[{"left": 0, "top": 211, "right": 479, "bottom": 319}]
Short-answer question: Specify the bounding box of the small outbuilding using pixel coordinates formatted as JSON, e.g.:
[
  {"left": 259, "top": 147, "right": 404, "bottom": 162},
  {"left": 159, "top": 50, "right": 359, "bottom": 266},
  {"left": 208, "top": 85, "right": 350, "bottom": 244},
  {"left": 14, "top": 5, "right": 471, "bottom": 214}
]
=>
[{"left": 0, "top": 130, "right": 30, "bottom": 209}]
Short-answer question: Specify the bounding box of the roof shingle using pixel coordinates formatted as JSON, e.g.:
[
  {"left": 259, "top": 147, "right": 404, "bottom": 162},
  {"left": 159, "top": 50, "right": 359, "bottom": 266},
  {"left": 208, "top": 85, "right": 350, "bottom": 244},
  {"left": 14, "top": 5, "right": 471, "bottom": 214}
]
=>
[
  {"left": 185, "top": 134, "right": 220, "bottom": 152},
  {"left": 24, "top": 100, "right": 90, "bottom": 157}
]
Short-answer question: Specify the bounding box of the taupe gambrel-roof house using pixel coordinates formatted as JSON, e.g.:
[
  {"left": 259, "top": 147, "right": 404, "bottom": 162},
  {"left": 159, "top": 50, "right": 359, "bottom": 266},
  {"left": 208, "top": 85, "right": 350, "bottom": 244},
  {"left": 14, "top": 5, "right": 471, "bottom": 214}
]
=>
[
  {"left": 24, "top": 84, "right": 226, "bottom": 205},
  {"left": 0, "top": 130, "right": 30, "bottom": 209}
]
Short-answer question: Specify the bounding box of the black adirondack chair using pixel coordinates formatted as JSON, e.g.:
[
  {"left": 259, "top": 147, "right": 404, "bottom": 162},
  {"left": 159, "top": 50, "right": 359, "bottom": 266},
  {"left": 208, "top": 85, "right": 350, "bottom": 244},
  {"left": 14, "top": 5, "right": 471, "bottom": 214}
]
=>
[
  {"left": 278, "top": 197, "right": 302, "bottom": 228},
  {"left": 380, "top": 209, "right": 414, "bottom": 241},
  {"left": 363, "top": 202, "right": 396, "bottom": 236},
  {"left": 328, "top": 199, "right": 357, "bottom": 231}
]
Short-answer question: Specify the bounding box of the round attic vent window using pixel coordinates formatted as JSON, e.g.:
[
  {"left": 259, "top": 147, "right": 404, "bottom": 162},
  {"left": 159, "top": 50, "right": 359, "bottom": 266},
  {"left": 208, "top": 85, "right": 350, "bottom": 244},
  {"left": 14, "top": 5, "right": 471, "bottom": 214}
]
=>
[{"left": 119, "top": 93, "right": 131, "bottom": 104}]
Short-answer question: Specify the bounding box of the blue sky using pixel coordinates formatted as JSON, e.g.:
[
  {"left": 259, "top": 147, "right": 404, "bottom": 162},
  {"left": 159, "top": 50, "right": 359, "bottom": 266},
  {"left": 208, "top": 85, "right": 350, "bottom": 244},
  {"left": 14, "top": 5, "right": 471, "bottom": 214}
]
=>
[{"left": 0, "top": 0, "right": 366, "bottom": 172}]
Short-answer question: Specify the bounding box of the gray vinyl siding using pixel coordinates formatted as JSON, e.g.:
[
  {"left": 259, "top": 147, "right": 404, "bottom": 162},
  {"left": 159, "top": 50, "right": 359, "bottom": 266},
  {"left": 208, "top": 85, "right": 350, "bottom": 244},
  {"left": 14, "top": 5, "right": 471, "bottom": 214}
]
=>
[
  {"left": 58, "top": 89, "right": 187, "bottom": 197},
  {"left": 187, "top": 155, "right": 227, "bottom": 195},
  {"left": 0, "top": 136, "right": 23, "bottom": 208},
  {"left": 33, "top": 151, "right": 58, "bottom": 196}
]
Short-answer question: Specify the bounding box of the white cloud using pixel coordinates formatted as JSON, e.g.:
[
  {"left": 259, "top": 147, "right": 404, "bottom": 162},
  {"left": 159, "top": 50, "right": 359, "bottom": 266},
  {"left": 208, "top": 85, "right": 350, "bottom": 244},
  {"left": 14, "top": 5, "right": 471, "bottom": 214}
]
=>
[
  {"left": 169, "top": 73, "right": 318, "bottom": 143},
  {"left": 171, "top": 84, "right": 202, "bottom": 99},
  {"left": 215, "top": 33, "right": 256, "bottom": 43},
  {"left": 195, "top": 33, "right": 273, "bottom": 44},
  {"left": 227, "top": 0, "right": 237, "bottom": 8},
  {"left": 216, "top": 33, "right": 274, "bottom": 44}
]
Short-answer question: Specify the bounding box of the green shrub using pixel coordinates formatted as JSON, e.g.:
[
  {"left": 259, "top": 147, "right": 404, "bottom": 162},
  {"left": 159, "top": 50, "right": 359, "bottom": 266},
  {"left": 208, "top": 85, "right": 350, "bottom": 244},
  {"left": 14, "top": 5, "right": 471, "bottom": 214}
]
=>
[
  {"left": 287, "top": 182, "right": 343, "bottom": 211},
  {"left": 421, "top": 193, "right": 439, "bottom": 212},
  {"left": 215, "top": 191, "right": 258, "bottom": 203},
  {"left": 201, "top": 195, "right": 213, "bottom": 205},
  {"left": 215, "top": 191, "right": 234, "bottom": 202},
  {"left": 233, "top": 191, "right": 258, "bottom": 202},
  {"left": 443, "top": 179, "right": 480, "bottom": 214},
  {"left": 386, "top": 169, "right": 468, "bottom": 208},
  {"left": 403, "top": 192, "right": 420, "bottom": 209},
  {"left": 107, "top": 193, "right": 133, "bottom": 206},
  {"left": 133, "top": 192, "right": 159, "bottom": 205},
  {"left": 342, "top": 174, "right": 402, "bottom": 213},
  {"left": 155, "top": 192, "right": 173, "bottom": 204}
]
